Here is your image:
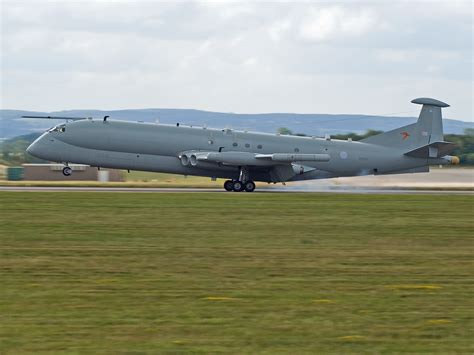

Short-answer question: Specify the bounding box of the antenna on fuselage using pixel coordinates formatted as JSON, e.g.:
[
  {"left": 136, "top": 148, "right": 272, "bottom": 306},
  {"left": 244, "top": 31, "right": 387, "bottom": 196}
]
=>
[
  {"left": 103, "top": 115, "right": 109, "bottom": 122},
  {"left": 22, "top": 115, "right": 88, "bottom": 123}
]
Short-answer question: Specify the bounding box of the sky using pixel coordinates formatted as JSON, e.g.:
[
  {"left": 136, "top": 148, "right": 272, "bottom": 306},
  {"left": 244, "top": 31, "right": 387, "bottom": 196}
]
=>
[{"left": 1, "top": 0, "right": 473, "bottom": 121}]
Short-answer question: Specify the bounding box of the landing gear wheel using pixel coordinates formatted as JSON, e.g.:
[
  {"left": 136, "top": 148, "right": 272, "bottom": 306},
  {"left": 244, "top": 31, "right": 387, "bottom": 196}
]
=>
[
  {"left": 224, "top": 180, "right": 234, "bottom": 192},
  {"left": 232, "top": 180, "right": 245, "bottom": 192},
  {"left": 244, "top": 181, "right": 256, "bottom": 192},
  {"left": 62, "top": 166, "right": 72, "bottom": 176}
]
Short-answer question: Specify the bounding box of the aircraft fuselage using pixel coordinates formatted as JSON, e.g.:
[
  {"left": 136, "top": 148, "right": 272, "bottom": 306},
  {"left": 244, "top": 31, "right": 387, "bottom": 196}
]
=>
[{"left": 27, "top": 119, "right": 447, "bottom": 184}]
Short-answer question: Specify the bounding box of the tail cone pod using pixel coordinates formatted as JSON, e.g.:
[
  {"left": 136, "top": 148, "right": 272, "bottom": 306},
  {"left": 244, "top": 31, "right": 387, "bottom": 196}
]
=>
[{"left": 450, "top": 156, "right": 460, "bottom": 165}]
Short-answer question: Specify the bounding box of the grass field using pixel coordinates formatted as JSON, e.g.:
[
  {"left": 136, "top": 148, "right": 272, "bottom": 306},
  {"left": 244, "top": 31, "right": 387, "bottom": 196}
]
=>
[
  {"left": 0, "top": 170, "right": 225, "bottom": 188},
  {"left": 0, "top": 192, "right": 473, "bottom": 353}
]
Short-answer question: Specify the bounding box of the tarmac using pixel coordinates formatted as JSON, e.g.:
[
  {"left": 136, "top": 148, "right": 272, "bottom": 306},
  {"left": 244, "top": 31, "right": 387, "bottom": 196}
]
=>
[
  {"left": 1, "top": 168, "right": 472, "bottom": 194},
  {"left": 0, "top": 186, "right": 472, "bottom": 194}
]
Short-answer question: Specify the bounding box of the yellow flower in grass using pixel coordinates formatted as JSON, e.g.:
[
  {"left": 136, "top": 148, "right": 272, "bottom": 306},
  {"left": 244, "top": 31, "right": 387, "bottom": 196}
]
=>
[
  {"left": 313, "top": 299, "right": 335, "bottom": 304},
  {"left": 203, "top": 296, "right": 238, "bottom": 301},
  {"left": 339, "top": 335, "right": 367, "bottom": 341},
  {"left": 426, "top": 319, "right": 452, "bottom": 325},
  {"left": 385, "top": 284, "right": 441, "bottom": 290}
]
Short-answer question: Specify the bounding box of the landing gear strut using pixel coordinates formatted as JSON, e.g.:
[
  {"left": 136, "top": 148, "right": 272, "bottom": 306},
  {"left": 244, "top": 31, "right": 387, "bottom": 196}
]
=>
[
  {"left": 62, "top": 166, "right": 72, "bottom": 176},
  {"left": 223, "top": 167, "right": 256, "bottom": 192}
]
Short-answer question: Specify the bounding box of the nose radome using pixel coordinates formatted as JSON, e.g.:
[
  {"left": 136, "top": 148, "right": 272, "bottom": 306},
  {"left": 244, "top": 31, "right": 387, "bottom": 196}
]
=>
[
  {"left": 26, "top": 134, "right": 48, "bottom": 159},
  {"left": 26, "top": 141, "right": 37, "bottom": 155}
]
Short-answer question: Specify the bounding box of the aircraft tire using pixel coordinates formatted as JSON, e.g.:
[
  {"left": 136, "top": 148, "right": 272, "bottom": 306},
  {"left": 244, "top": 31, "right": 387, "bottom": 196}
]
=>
[
  {"left": 224, "top": 180, "right": 234, "bottom": 191},
  {"left": 244, "top": 181, "right": 256, "bottom": 192},
  {"left": 62, "top": 166, "right": 72, "bottom": 176},
  {"left": 232, "top": 180, "right": 245, "bottom": 192}
]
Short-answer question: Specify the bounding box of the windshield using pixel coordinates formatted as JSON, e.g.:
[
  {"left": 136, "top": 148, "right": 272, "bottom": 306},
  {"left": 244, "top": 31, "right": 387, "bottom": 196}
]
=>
[{"left": 48, "top": 124, "right": 66, "bottom": 133}]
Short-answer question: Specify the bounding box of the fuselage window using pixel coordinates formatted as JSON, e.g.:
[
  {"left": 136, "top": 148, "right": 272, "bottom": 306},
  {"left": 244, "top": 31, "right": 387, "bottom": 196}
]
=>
[
  {"left": 232, "top": 142, "right": 238, "bottom": 147},
  {"left": 257, "top": 144, "right": 262, "bottom": 149},
  {"left": 294, "top": 148, "right": 300, "bottom": 153},
  {"left": 245, "top": 143, "right": 250, "bottom": 148}
]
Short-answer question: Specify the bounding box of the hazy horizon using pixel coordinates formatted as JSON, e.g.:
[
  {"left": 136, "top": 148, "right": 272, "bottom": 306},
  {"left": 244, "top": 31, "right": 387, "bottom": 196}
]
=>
[{"left": 1, "top": 106, "right": 472, "bottom": 122}]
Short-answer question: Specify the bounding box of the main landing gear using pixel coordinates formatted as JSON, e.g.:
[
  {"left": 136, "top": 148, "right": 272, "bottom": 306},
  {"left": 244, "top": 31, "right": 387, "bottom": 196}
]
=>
[
  {"left": 224, "top": 167, "right": 256, "bottom": 192},
  {"left": 62, "top": 166, "right": 72, "bottom": 176},
  {"left": 223, "top": 179, "right": 256, "bottom": 192}
]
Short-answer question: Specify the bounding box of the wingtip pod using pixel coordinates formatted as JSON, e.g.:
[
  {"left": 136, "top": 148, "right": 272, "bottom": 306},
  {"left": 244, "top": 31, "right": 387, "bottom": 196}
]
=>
[{"left": 411, "top": 98, "right": 450, "bottom": 108}]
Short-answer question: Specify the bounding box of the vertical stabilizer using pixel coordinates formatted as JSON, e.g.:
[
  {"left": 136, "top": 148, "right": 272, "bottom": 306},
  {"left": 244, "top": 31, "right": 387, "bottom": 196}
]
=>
[
  {"left": 361, "top": 97, "right": 449, "bottom": 151},
  {"left": 411, "top": 97, "right": 448, "bottom": 144}
]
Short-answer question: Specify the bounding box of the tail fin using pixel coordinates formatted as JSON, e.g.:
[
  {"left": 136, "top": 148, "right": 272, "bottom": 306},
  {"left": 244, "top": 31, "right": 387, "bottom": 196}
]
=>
[{"left": 361, "top": 98, "right": 455, "bottom": 157}]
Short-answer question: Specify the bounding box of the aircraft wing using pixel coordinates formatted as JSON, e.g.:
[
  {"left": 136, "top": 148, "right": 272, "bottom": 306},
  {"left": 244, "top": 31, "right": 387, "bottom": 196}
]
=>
[{"left": 179, "top": 151, "right": 330, "bottom": 167}]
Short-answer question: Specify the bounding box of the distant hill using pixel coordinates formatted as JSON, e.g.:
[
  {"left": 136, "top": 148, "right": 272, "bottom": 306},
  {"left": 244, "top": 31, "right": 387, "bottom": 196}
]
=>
[{"left": 1, "top": 108, "right": 472, "bottom": 139}]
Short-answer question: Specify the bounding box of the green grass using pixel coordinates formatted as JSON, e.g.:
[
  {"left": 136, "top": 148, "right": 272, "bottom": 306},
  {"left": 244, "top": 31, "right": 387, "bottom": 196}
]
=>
[
  {"left": 0, "top": 192, "right": 473, "bottom": 353},
  {"left": 0, "top": 170, "right": 226, "bottom": 188}
]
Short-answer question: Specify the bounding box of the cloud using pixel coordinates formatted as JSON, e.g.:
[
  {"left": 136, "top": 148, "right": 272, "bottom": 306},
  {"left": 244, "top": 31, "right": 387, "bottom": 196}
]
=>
[
  {"left": 1, "top": 1, "right": 472, "bottom": 121},
  {"left": 299, "top": 6, "right": 377, "bottom": 42},
  {"left": 267, "top": 19, "right": 292, "bottom": 42},
  {"left": 375, "top": 49, "right": 410, "bottom": 63},
  {"left": 242, "top": 57, "right": 258, "bottom": 68}
]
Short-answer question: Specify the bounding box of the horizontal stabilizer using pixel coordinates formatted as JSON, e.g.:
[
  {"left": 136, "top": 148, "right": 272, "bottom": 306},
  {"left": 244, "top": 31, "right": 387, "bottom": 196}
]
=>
[{"left": 404, "top": 141, "right": 456, "bottom": 158}]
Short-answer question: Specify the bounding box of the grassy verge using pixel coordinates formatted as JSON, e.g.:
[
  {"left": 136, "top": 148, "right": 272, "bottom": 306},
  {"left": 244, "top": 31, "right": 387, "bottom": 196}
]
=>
[
  {"left": 0, "top": 180, "right": 224, "bottom": 188},
  {"left": 0, "top": 171, "right": 226, "bottom": 188},
  {"left": 0, "top": 193, "right": 473, "bottom": 353}
]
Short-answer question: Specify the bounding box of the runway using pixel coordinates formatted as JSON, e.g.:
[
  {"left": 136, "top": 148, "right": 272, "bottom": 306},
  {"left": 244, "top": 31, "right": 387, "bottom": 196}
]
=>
[{"left": 0, "top": 186, "right": 472, "bottom": 194}]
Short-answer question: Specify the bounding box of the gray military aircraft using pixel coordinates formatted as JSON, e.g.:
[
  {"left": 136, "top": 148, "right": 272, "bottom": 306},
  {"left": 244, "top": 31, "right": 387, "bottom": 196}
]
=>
[{"left": 25, "top": 97, "right": 459, "bottom": 192}]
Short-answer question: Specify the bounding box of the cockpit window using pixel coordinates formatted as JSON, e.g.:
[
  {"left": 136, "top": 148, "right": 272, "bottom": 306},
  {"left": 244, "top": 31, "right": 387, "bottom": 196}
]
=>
[{"left": 48, "top": 124, "right": 66, "bottom": 133}]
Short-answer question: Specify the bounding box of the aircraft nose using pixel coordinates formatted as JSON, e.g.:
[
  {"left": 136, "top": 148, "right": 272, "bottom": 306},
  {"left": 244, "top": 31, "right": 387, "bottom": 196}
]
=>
[
  {"left": 26, "top": 134, "right": 49, "bottom": 159},
  {"left": 26, "top": 142, "right": 36, "bottom": 155}
]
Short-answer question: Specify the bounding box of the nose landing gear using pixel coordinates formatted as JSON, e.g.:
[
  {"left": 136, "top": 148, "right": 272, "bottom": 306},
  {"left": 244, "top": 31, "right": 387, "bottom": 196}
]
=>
[{"left": 62, "top": 166, "right": 72, "bottom": 176}]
